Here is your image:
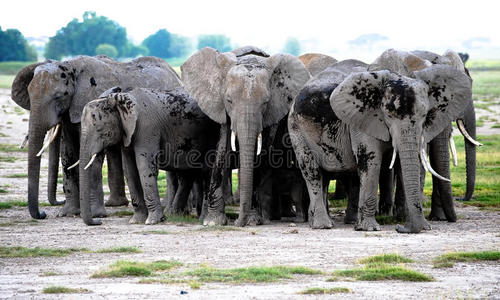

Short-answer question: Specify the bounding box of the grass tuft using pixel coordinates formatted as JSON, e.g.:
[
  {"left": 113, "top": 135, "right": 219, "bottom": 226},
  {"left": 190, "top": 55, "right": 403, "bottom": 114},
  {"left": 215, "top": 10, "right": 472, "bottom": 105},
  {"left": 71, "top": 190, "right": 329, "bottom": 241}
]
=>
[
  {"left": 433, "top": 251, "right": 500, "bottom": 268},
  {"left": 110, "top": 210, "right": 134, "bottom": 217},
  {"left": 4, "top": 173, "right": 28, "bottom": 178},
  {"left": 166, "top": 214, "right": 201, "bottom": 224},
  {"left": 91, "top": 260, "right": 183, "bottom": 278},
  {"left": 358, "top": 254, "right": 413, "bottom": 264},
  {"left": 95, "top": 246, "right": 141, "bottom": 253},
  {"left": 333, "top": 263, "right": 433, "bottom": 282},
  {"left": 41, "top": 271, "right": 59, "bottom": 277},
  {"left": 299, "top": 287, "right": 351, "bottom": 294},
  {"left": 195, "top": 226, "right": 243, "bottom": 232},
  {"left": 186, "top": 266, "right": 321, "bottom": 283},
  {"left": 0, "top": 246, "right": 83, "bottom": 258},
  {"left": 42, "top": 286, "right": 89, "bottom": 294}
]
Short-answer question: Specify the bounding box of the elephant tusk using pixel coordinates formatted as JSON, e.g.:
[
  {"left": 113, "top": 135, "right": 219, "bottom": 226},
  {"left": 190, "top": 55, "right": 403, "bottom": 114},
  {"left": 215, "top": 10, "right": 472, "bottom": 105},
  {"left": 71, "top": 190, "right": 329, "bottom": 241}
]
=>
[
  {"left": 457, "top": 119, "right": 482, "bottom": 146},
  {"left": 36, "top": 124, "right": 60, "bottom": 157},
  {"left": 231, "top": 131, "right": 237, "bottom": 151},
  {"left": 420, "top": 148, "right": 451, "bottom": 182},
  {"left": 419, "top": 149, "right": 429, "bottom": 172},
  {"left": 449, "top": 135, "right": 458, "bottom": 167},
  {"left": 389, "top": 148, "right": 397, "bottom": 169},
  {"left": 19, "top": 134, "right": 29, "bottom": 149},
  {"left": 84, "top": 154, "right": 97, "bottom": 170},
  {"left": 257, "top": 133, "right": 262, "bottom": 155},
  {"left": 67, "top": 160, "right": 80, "bottom": 170}
]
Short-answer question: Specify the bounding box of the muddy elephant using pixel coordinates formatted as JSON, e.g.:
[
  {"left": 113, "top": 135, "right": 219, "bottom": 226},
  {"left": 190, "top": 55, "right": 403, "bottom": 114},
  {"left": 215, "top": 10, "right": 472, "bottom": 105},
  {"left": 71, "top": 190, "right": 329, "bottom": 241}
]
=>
[
  {"left": 298, "top": 53, "right": 338, "bottom": 77},
  {"left": 181, "top": 46, "right": 311, "bottom": 226},
  {"left": 290, "top": 56, "right": 472, "bottom": 233},
  {"left": 79, "top": 87, "right": 220, "bottom": 225},
  {"left": 369, "top": 49, "right": 480, "bottom": 221},
  {"left": 11, "top": 55, "right": 182, "bottom": 220}
]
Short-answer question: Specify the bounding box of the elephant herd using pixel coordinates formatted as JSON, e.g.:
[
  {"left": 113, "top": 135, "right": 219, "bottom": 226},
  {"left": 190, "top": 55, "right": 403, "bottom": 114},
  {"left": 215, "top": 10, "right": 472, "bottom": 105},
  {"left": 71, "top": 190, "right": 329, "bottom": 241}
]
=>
[{"left": 11, "top": 46, "right": 480, "bottom": 233}]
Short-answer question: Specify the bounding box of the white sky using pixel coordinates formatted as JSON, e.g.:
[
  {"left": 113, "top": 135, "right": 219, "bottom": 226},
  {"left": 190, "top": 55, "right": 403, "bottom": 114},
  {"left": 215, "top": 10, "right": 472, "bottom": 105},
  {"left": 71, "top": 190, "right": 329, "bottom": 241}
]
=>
[{"left": 2, "top": 0, "right": 499, "bottom": 60}]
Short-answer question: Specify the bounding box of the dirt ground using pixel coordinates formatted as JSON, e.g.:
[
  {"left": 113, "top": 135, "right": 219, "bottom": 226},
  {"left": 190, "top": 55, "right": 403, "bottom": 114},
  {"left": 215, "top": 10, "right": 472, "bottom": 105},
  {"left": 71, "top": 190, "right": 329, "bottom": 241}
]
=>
[{"left": 0, "top": 88, "right": 499, "bottom": 299}]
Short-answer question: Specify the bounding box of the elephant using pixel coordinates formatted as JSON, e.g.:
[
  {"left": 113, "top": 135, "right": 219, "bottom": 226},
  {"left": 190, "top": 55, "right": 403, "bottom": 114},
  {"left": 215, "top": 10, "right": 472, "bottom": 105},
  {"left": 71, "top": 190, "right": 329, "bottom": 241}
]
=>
[
  {"left": 181, "top": 46, "right": 311, "bottom": 226},
  {"left": 289, "top": 56, "right": 472, "bottom": 233},
  {"left": 79, "top": 87, "right": 220, "bottom": 225},
  {"left": 298, "top": 53, "right": 338, "bottom": 77},
  {"left": 369, "top": 49, "right": 480, "bottom": 221},
  {"left": 11, "top": 55, "right": 182, "bottom": 220}
]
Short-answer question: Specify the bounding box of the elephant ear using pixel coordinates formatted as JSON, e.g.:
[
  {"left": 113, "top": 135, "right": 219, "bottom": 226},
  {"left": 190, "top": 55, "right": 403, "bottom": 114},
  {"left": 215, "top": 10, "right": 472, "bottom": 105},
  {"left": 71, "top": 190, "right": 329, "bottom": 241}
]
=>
[
  {"left": 109, "top": 92, "right": 138, "bottom": 147},
  {"left": 368, "top": 49, "right": 432, "bottom": 77},
  {"left": 415, "top": 65, "right": 472, "bottom": 142},
  {"left": 265, "top": 53, "right": 311, "bottom": 127},
  {"left": 298, "top": 53, "right": 338, "bottom": 76},
  {"left": 11, "top": 61, "right": 51, "bottom": 110},
  {"left": 443, "top": 50, "right": 466, "bottom": 72},
  {"left": 181, "top": 47, "right": 237, "bottom": 124},
  {"left": 330, "top": 70, "right": 392, "bottom": 141}
]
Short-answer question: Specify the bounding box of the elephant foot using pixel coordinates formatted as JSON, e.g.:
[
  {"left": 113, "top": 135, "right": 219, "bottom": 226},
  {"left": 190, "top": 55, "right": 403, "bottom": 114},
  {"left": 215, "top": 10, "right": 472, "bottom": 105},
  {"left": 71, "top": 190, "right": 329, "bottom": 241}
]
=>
[
  {"left": 395, "top": 217, "right": 431, "bottom": 234},
  {"left": 428, "top": 207, "right": 447, "bottom": 221},
  {"left": 91, "top": 206, "right": 108, "bottom": 218},
  {"left": 57, "top": 204, "right": 80, "bottom": 217},
  {"left": 234, "top": 210, "right": 263, "bottom": 227},
  {"left": 105, "top": 195, "right": 129, "bottom": 207},
  {"left": 355, "top": 217, "right": 380, "bottom": 231},
  {"left": 344, "top": 209, "right": 358, "bottom": 224},
  {"left": 309, "top": 211, "right": 333, "bottom": 229},
  {"left": 129, "top": 210, "right": 148, "bottom": 224},
  {"left": 48, "top": 197, "right": 65, "bottom": 206},
  {"left": 203, "top": 211, "right": 228, "bottom": 226},
  {"left": 145, "top": 210, "right": 165, "bottom": 225}
]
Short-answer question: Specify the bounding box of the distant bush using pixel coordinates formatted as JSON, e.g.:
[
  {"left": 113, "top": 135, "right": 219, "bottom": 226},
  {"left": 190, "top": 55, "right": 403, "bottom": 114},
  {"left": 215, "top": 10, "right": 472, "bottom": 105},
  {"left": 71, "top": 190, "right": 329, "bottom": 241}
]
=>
[
  {"left": 0, "top": 27, "right": 37, "bottom": 62},
  {"left": 95, "top": 44, "right": 118, "bottom": 59},
  {"left": 0, "top": 61, "right": 35, "bottom": 75}
]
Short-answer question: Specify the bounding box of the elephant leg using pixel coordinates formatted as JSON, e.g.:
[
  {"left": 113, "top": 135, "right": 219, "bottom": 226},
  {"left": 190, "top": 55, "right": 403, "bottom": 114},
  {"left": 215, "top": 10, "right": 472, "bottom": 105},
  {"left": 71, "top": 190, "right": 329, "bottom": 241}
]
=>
[
  {"left": 204, "top": 124, "right": 229, "bottom": 226},
  {"left": 343, "top": 174, "right": 360, "bottom": 224},
  {"left": 393, "top": 160, "right": 407, "bottom": 221},
  {"left": 135, "top": 150, "right": 163, "bottom": 225},
  {"left": 104, "top": 145, "right": 129, "bottom": 207},
  {"left": 163, "top": 171, "right": 178, "bottom": 214},
  {"left": 121, "top": 148, "right": 147, "bottom": 224},
  {"left": 58, "top": 123, "right": 82, "bottom": 217},
  {"left": 428, "top": 129, "right": 457, "bottom": 222},
  {"left": 223, "top": 170, "right": 234, "bottom": 205},
  {"left": 257, "top": 168, "right": 273, "bottom": 224},
  {"left": 171, "top": 172, "right": 195, "bottom": 215},
  {"left": 47, "top": 133, "right": 64, "bottom": 205},
  {"left": 192, "top": 175, "right": 204, "bottom": 217},
  {"left": 354, "top": 143, "right": 382, "bottom": 231},
  {"left": 378, "top": 150, "right": 395, "bottom": 215},
  {"left": 293, "top": 173, "right": 309, "bottom": 223},
  {"left": 87, "top": 153, "right": 107, "bottom": 218}
]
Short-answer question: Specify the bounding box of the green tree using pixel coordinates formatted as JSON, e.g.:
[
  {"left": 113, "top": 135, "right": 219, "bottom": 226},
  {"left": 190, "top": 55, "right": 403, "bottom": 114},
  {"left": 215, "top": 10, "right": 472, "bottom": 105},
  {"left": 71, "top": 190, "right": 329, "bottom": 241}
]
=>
[
  {"left": 169, "top": 34, "right": 192, "bottom": 58},
  {"left": 95, "top": 44, "right": 118, "bottom": 58},
  {"left": 142, "top": 29, "right": 191, "bottom": 58},
  {"left": 0, "top": 27, "right": 38, "bottom": 62},
  {"left": 282, "top": 37, "right": 301, "bottom": 56},
  {"left": 123, "top": 41, "right": 149, "bottom": 58},
  {"left": 197, "top": 34, "right": 231, "bottom": 52},
  {"left": 44, "top": 11, "right": 129, "bottom": 59}
]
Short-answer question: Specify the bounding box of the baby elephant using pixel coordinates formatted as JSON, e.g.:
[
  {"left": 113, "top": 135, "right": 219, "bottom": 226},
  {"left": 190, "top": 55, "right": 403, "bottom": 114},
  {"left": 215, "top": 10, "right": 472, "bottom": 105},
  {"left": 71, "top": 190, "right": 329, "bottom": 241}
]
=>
[{"left": 79, "top": 87, "right": 219, "bottom": 225}]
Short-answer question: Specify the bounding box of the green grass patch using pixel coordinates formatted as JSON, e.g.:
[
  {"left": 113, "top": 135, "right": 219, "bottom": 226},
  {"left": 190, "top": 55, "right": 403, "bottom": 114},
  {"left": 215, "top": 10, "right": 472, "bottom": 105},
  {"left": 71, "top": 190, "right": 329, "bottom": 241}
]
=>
[
  {"left": 0, "top": 188, "right": 7, "bottom": 194},
  {"left": 0, "top": 219, "right": 39, "bottom": 226},
  {"left": 467, "top": 59, "right": 500, "bottom": 71},
  {"left": 41, "top": 271, "right": 59, "bottom": 277},
  {"left": 4, "top": 173, "right": 28, "bottom": 178},
  {"left": 433, "top": 250, "right": 500, "bottom": 268},
  {"left": 42, "top": 286, "right": 89, "bottom": 294},
  {"left": 491, "top": 123, "right": 500, "bottom": 129},
  {"left": 0, "top": 144, "right": 27, "bottom": 152},
  {"left": 0, "top": 61, "right": 34, "bottom": 75},
  {"left": 358, "top": 254, "right": 413, "bottom": 264},
  {"left": 0, "top": 75, "right": 15, "bottom": 89},
  {"left": 186, "top": 266, "right": 322, "bottom": 283},
  {"left": 166, "top": 214, "right": 201, "bottom": 224},
  {"left": 143, "top": 230, "right": 175, "bottom": 235},
  {"left": 470, "top": 70, "right": 500, "bottom": 96},
  {"left": 91, "top": 260, "right": 183, "bottom": 278},
  {"left": 333, "top": 263, "right": 433, "bottom": 282},
  {"left": 0, "top": 200, "right": 51, "bottom": 209},
  {"left": 299, "top": 287, "right": 351, "bottom": 294},
  {"left": 195, "top": 226, "right": 243, "bottom": 232},
  {"left": 0, "top": 156, "right": 18, "bottom": 163},
  {"left": 95, "top": 246, "right": 141, "bottom": 253},
  {"left": 110, "top": 210, "right": 134, "bottom": 217},
  {"left": 0, "top": 246, "right": 83, "bottom": 258}
]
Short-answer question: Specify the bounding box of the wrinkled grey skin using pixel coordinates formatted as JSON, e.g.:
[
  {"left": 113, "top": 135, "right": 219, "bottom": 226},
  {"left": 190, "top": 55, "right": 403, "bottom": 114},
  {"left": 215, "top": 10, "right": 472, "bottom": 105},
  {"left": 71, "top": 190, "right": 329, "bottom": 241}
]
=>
[
  {"left": 290, "top": 57, "right": 472, "bottom": 233},
  {"left": 371, "top": 49, "right": 476, "bottom": 221},
  {"left": 79, "top": 87, "right": 219, "bottom": 225},
  {"left": 181, "top": 46, "right": 311, "bottom": 227},
  {"left": 11, "top": 55, "right": 182, "bottom": 220}
]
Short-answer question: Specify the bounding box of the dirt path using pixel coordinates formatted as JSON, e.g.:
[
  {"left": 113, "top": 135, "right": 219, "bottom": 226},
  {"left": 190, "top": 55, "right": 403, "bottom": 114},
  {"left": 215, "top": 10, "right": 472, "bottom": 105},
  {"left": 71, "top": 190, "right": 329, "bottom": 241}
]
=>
[{"left": 0, "top": 88, "right": 499, "bottom": 299}]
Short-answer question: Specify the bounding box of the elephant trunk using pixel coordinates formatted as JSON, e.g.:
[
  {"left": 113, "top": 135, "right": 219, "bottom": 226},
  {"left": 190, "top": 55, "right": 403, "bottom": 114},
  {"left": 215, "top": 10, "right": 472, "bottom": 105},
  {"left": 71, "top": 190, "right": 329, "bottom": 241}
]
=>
[
  {"left": 235, "top": 125, "right": 259, "bottom": 226},
  {"left": 78, "top": 135, "right": 102, "bottom": 225},
  {"left": 47, "top": 133, "right": 63, "bottom": 205},
  {"left": 27, "top": 116, "right": 47, "bottom": 219},
  {"left": 461, "top": 101, "right": 477, "bottom": 201}
]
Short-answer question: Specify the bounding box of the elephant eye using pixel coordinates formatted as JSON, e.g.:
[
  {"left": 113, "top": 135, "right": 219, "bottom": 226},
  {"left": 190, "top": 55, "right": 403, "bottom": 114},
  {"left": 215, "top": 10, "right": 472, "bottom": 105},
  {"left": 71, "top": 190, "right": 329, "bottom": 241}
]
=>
[{"left": 226, "top": 98, "right": 233, "bottom": 104}]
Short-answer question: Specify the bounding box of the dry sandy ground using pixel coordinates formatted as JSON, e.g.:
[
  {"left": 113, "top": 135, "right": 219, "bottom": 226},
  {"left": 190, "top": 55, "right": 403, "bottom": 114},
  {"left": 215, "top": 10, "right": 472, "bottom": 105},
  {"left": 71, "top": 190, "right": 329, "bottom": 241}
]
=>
[{"left": 0, "top": 88, "right": 499, "bottom": 299}]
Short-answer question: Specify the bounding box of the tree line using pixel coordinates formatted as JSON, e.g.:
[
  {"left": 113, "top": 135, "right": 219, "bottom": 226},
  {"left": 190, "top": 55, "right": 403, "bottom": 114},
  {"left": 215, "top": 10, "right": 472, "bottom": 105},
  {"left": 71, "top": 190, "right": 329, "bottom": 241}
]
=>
[{"left": 0, "top": 11, "right": 301, "bottom": 62}]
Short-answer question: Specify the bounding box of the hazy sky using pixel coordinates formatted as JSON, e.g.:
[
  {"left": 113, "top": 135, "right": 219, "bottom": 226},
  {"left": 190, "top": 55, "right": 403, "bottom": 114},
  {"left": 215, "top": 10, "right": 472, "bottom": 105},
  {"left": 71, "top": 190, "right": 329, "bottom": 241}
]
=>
[{"left": 2, "top": 0, "right": 499, "bottom": 60}]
